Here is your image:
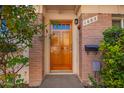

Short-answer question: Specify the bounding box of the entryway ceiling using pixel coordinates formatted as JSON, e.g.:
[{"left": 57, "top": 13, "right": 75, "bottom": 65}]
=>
[
  {"left": 45, "top": 5, "right": 80, "bottom": 14},
  {"left": 45, "top": 5, "right": 76, "bottom": 10}
]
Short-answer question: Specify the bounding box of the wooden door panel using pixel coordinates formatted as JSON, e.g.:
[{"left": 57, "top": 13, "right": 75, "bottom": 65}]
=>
[
  {"left": 61, "top": 31, "right": 72, "bottom": 69},
  {"left": 50, "top": 47, "right": 60, "bottom": 64},
  {"left": 50, "top": 22, "right": 72, "bottom": 71}
]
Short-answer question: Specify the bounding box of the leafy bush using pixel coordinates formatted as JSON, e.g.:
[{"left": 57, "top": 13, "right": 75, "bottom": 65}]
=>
[
  {"left": 99, "top": 26, "right": 124, "bottom": 88},
  {"left": 89, "top": 26, "right": 124, "bottom": 88},
  {"left": 0, "top": 6, "right": 43, "bottom": 88},
  {"left": 88, "top": 75, "right": 100, "bottom": 88}
]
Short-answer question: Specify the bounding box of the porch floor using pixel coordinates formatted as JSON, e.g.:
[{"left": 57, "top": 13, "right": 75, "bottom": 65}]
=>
[{"left": 40, "top": 74, "right": 84, "bottom": 88}]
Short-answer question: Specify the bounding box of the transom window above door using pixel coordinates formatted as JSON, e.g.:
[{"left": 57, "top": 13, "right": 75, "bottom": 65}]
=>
[{"left": 52, "top": 24, "right": 71, "bottom": 30}]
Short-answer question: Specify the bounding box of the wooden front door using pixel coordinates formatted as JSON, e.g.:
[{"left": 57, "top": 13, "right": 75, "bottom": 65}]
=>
[{"left": 50, "top": 21, "right": 72, "bottom": 71}]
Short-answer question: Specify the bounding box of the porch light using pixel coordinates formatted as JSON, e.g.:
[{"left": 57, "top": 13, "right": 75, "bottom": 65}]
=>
[{"left": 74, "top": 18, "right": 78, "bottom": 25}]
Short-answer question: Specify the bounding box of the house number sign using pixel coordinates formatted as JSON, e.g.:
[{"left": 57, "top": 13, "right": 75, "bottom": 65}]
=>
[{"left": 83, "top": 15, "right": 98, "bottom": 26}]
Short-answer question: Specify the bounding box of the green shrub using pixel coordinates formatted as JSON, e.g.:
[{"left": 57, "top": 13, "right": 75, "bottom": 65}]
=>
[
  {"left": 89, "top": 26, "right": 124, "bottom": 88},
  {"left": 0, "top": 6, "right": 44, "bottom": 88},
  {"left": 99, "top": 26, "right": 124, "bottom": 88}
]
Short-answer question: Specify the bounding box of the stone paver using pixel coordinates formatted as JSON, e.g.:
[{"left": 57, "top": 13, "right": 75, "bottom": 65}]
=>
[{"left": 40, "top": 74, "right": 84, "bottom": 88}]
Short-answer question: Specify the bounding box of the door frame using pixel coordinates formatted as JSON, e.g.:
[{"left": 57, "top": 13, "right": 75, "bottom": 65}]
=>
[
  {"left": 50, "top": 20, "right": 73, "bottom": 72},
  {"left": 44, "top": 19, "right": 79, "bottom": 75}
]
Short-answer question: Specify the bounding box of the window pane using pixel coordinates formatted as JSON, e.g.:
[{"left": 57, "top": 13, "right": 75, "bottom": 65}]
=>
[
  {"left": 0, "top": 19, "right": 7, "bottom": 33},
  {"left": 65, "top": 24, "right": 70, "bottom": 30},
  {"left": 112, "top": 20, "right": 121, "bottom": 28},
  {"left": 58, "top": 24, "right": 61, "bottom": 29},
  {"left": 52, "top": 24, "right": 70, "bottom": 30},
  {"left": 53, "top": 24, "right": 57, "bottom": 30},
  {"left": 62, "top": 24, "right": 65, "bottom": 29}
]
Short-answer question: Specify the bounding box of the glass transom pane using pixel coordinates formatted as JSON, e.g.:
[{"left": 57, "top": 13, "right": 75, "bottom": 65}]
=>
[{"left": 52, "top": 24, "right": 70, "bottom": 30}]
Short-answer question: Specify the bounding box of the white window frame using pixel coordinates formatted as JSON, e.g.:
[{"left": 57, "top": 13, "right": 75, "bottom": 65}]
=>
[
  {"left": 121, "top": 18, "right": 124, "bottom": 28},
  {"left": 112, "top": 17, "right": 124, "bottom": 28}
]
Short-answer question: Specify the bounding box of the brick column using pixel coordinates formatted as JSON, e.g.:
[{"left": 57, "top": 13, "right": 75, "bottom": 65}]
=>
[
  {"left": 79, "top": 13, "right": 112, "bottom": 85},
  {"left": 29, "top": 13, "right": 44, "bottom": 87},
  {"left": 29, "top": 36, "right": 44, "bottom": 87}
]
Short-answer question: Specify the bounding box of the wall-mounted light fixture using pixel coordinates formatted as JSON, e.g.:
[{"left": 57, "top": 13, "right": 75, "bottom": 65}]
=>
[
  {"left": 74, "top": 18, "right": 78, "bottom": 25},
  {"left": 74, "top": 15, "right": 78, "bottom": 25}
]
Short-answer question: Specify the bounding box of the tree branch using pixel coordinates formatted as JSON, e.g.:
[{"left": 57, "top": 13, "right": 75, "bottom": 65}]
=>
[{"left": 15, "top": 64, "right": 24, "bottom": 73}]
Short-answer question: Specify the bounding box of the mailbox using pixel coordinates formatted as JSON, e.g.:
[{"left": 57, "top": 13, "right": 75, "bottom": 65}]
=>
[
  {"left": 92, "top": 61, "right": 101, "bottom": 72},
  {"left": 85, "top": 45, "right": 99, "bottom": 51},
  {"left": 85, "top": 45, "right": 99, "bottom": 54}
]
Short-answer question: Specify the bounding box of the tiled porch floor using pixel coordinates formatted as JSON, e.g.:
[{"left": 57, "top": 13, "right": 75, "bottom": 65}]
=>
[{"left": 40, "top": 74, "right": 84, "bottom": 88}]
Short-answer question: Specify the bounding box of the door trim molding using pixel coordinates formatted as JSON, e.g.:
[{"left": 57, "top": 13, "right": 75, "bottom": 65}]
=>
[{"left": 44, "top": 19, "right": 79, "bottom": 75}]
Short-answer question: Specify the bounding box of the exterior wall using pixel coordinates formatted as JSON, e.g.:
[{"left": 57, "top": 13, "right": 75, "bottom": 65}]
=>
[
  {"left": 79, "top": 13, "right": 112, "bottom": 84},
  {"left": 18, "top": 48, "right": 29, "bottom": 84},
  {"left": 34, "top": 5, "right": 43, "bottom": 13},
  {"left": 29, "top": 13, "right": 44, "bottom": 87},
  {"left": 29, "top": 35, "right": 44, "bottom": 87},
  {"left": 80, "top": 5, "right": 124, "bottom": 14},
  {"left": 18, "top": 66, "right": 29, "bottom": 84},
  {"left": 28, "top": 5, "right": 124, "bottom": 86}
]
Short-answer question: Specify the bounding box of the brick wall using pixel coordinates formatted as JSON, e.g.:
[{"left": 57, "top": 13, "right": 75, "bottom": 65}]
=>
[
  {"left": 29, "top": 13, "right": 44, "bottom": 87},
  {"left": 79, "top": 13, "right": 112, "bottom": 84},
  {"left": 29, "top": 36, "right": 44, "bottom": 87}
]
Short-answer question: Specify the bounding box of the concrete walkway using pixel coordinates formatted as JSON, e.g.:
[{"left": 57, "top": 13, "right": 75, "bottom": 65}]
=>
[{"left": 40, "top": 74, "right": 84, "bottom": 88}]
